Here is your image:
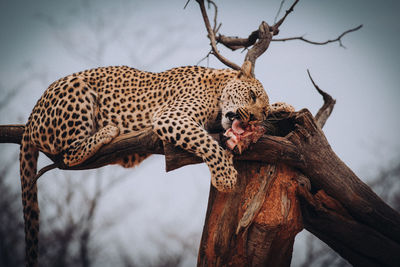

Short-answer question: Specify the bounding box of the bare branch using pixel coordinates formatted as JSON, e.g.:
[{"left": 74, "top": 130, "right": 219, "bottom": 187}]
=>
[
  {"left": 272, "top": 25, "right": 363, "bottom": 48},
  {"left": 207, "top": 0, "right": 219, "bottom": 33},
  {"left": 271, "top": 0, "right": 300, "bottom": 34},
  {"left": 0, "top": 124, "right": 24, "bottom": 144},
  {"left": 0, "top": 122, "right": 304, "bottom": 174},
  {"left": 183, "top": 0, "right": 191, "bottom": 9},
  {"left": 307, "top": 70, "right": 336, "bottom": 128},
  {"left": 211, "top": 0, "right": 299, "bottom": 73},
  {"left": 195, "top": 0, "right": 241, "bottom": 70},
  {"left": 214, "top": 0, "right": 300, "bottom": 51},
  {"left": 244, "top": 21, "right": 273, "bottom": 75},
  {"left": 274, "top": 0, "right": 287, "bottom": 24},
  {"left": 197, "top": 0, "right": 360, "bottom": 75},
  {"left": 216, "top": 30, "right": 259, "bottom": 51},
  {"left": 297, "top": 186, "right": 400, "bottom": 266},
  {"left": 196, "top": 50, "right": 212, "bottom": 66}
]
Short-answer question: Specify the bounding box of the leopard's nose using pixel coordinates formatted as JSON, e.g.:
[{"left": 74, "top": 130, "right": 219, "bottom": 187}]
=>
[{"left": 225, "top": 112, "right": 238, "bottom": 121}]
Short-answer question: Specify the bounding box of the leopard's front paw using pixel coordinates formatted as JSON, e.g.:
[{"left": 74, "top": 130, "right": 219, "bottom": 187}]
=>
[{"left": 211, "top": 164, "right": 238, "bottom": 192}]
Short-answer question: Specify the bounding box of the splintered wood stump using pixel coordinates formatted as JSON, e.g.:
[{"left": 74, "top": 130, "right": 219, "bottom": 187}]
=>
[{"left": 198, "top": 162, "right": 303, "bottom": 266}]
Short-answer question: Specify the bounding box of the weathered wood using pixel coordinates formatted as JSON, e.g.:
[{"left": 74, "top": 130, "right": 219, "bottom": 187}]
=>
[
  {"left": 287, "top": 109, "right": 400, "bottom": 245},
  {"left": 297, "top": 185, "right": 400, "bottom": 267},
  {"left": 0, "top": 124, "right": 25, "bottom": 144},
  {"left": 0, "top": 123, "right": 305, "bottom": 172},
  {"left": 197, "top": 163, "right": 303, "bottom": 266},
  {"left": 164, "top": 134, "right": 304, "bottom": 172}
]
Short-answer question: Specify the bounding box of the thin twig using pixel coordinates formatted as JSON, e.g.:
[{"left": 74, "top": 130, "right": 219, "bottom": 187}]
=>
[
  {"left": 196, "top": 50, "right": 212, "bottom": 66},
  {"left": 272, "top": 0, "right": 300, "bottom": 33},
  {"left": 183, "top": 0, "right": 191, "bottom": 9},
  {"left": 274, "top": 0, "right": 287, "bottom": 24},
  {"left": 272, "top": 25, "right": 363, "bottom": 48},
  {"left": 195, "top": 0, "right": 241, "bottom": 70},
  {"left": 211, "top": 0, "right": 299, "bottom": 73},
  {"left": 216, "top": 0, "right": 299, "bottom": 52},
  {"left": 207, "top": 0, "right": 219, "bottom": 33}
]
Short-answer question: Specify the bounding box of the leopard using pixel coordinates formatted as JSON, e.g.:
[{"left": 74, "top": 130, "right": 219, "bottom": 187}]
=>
[{"left": 19, "top": 61, "right": 293, "bottom": 266}]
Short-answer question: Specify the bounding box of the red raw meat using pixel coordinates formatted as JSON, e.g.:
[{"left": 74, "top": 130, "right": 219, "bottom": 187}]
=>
[{"left": 224, "top": 119, "right": 266, "bottom": 154}]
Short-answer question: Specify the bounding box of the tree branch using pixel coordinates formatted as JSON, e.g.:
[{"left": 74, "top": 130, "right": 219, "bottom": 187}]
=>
[
  {"left": 197, "top": 0, "right": 361, "bottom": 75},
  {"left": 216, "top": 30, "right": 259, "bottom": 51},
  {"left": 214, "top": 0, "right": 300, "bottom": 52},
  {"left": 0, "top": 124, "right": 25, "bottom": 144},
  {"left": 0, "top": 124, "right": 304, "bottom": 173},
  {"left": 198, "top": 0, "right": 300, "bottom": 73},
  {"left": 271, "top": 0, "right": 300, "bottom": 34},
  {"left": 307, "top": 69, "right": 336, "bottom": 128},
  {"left": 195, "top": 0, "right": 241, "bottom": 70},
  {"left": 272, "top": 25, "right": 363, "bottom": 48},
  {"left": 244, "top": 21, "right": 273, "bottom": 75},
  {"left": 286, "top": 110, "right": 400, "bottom": 245},
  {"left": 297, "top": 185, "right": 400, "bottom": 266},
  {"left": 273, "top": 0, "right": 287, "bottom": 24}
]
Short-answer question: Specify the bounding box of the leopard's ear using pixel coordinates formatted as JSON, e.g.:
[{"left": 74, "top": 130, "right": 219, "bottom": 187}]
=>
[{"left": 239, "top": 61, "right": 253, "bottom": 78}]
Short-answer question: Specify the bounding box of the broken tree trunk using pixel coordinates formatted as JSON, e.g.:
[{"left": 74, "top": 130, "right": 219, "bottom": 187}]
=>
[
  {"left": 196, "top": 109, "right": 400, "bottom": 267},
  {"left": 198, "top": 163, "right": 303, "bottom": 266},
  {"left": 197, "top": 109, "right": 400, "bottom": 266}
]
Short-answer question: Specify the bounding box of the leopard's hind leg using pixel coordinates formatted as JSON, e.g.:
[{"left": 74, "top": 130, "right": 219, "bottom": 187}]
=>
[
  {"left": 43, "top": 76, "right": 120, "bottom": 167},
  {"left": 63, "top": 124, "right": 119, "bottom": 166}
]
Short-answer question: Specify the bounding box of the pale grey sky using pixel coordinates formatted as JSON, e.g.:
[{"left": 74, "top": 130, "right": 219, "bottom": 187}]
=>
[{"left": 0, "top": 0, "right": 399, "bottom": 266}]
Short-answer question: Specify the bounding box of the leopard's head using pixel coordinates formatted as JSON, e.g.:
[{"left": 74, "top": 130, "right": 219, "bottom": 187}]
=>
[{"left": 220, "top": 62, "right": 270, "bottom": 130}]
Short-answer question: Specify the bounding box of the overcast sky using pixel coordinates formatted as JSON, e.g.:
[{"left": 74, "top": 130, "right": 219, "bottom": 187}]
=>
[{"left": 0, "top": 0, "right": 399, "bottom": 265}]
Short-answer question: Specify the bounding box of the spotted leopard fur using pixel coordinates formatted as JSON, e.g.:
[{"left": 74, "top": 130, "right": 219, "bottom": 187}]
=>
[{"left": 19, "top": 62, "right": 293, "bottom": 266}]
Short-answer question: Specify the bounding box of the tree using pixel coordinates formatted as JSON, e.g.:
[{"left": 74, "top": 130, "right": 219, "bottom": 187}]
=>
[{"left": 1, "top": 0, "right": 399, "bottom": 266}]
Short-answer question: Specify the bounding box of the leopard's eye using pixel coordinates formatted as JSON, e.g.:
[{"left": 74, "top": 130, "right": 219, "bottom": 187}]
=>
[{"left": 250, "top": 90, "right": 257, "bottom": 103}]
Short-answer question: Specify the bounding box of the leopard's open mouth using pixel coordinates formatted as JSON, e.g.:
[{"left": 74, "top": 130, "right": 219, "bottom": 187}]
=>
[{"left": 223, "top": 119, "right": 266, "bottom": 154}]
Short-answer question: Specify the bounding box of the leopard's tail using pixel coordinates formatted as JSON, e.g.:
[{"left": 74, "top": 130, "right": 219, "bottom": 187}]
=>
[{"left": 19, "top": 130, "right": 40, "bottom": 267}]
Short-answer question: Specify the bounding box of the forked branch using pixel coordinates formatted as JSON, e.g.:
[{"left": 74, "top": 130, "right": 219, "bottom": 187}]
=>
[
  {"left": 196, "top": 0, "right": 361, "bottom": 75},
  {"left": 196, "top": 0, "right": 241, "bottom": 70},
  {"left": 197, "top": 0, "right": 300, "bottom": 74},
  {"left": 271, "top": 0, "right": 300, "bottom": 34},
  {"left": 272, "top": 25, "right": 363, "bottom": 48},
  {"left": 243, "top": 21, "right": 273, "bottom": 76}
]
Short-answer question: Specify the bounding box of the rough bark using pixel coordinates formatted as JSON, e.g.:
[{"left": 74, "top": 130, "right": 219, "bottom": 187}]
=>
[
  {"left": 197, "top": 163, "right": 303, "bottom": 266},
  {"left": 287, "top": 110, "right": 400, "bottom": 246},
  {"left": 298, "top": 186, "right": 400, "bottom": 266},
  {"left": 195, "top": 108, "right": 400, "bottom": 266}
]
